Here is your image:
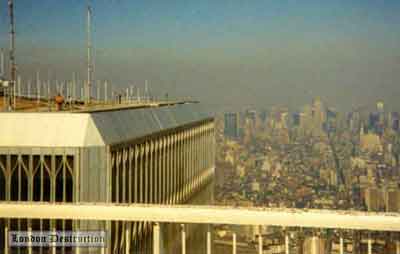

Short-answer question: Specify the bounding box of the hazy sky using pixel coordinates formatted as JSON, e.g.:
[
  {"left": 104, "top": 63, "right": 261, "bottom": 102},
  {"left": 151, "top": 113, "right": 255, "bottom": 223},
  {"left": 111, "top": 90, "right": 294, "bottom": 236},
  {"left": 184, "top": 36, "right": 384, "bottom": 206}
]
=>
[{"left": 1, "top": 0, "right": 400, "bottom": 112}]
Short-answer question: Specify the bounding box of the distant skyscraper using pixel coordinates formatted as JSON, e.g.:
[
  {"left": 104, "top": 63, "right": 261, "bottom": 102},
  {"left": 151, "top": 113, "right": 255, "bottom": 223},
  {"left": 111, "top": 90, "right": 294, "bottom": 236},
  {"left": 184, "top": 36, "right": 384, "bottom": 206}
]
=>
[
  {"left": 224, "top": 112, "right": 240, "bottom": 139},
  {"left": 245, "top": 109, "right": 257, "bottom": 126},
  {"left": 365, "top": 188, "right": 383, "bottom": 211},
  {"left": 375, "top": 101, "right": 385, "bottom": 132},
  {"left": 348, "top": 111, "right": 361, "bottom": 132},
  {"left": 326, "top": 107, "right": 337, "bottom": 121},
  {"left": 377, "top": 101, "right": 384, "bottom": 113},
  {"left": 312, "top": 97, "right": 326, "bottom": 130},
  {"left": 244, "top": 109, "right": 260, "bottom": 135},
  {"left": 393, "top": 118, "right": 400, "bottom": 132},
  {"left": 300, "top": 104, "right": 313, "bottom": 132},
  {"left": 369, "top": 112, "right": 383, "bottom": 134},
  {"left": 389, "top": 112, "right": 399, "bottom": 131},
  {"left": 293, "top": 112, "right": 301, "bottom": 127},
  {"left": 278, "top": 110, "right": 288, "bottom": 129},
  {"left": 385, "top": 189, "right": 400, "bottom": 212},
  {"left": 325, "top": 107, "right": 338, "bottom": 133},
  {"left": 260, "top": 110, "right": 268, "bottom": 122}
]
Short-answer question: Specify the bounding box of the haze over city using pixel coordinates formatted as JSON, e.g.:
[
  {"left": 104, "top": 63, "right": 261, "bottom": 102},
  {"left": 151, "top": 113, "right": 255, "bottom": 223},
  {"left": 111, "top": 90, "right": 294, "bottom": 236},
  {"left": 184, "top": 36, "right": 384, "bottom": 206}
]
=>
[
  {"left": 1, "top": 0, "right": 400, "bottom": 112},
  {"left": 1, "top": 1, "right": 400, "bottom": 254}
]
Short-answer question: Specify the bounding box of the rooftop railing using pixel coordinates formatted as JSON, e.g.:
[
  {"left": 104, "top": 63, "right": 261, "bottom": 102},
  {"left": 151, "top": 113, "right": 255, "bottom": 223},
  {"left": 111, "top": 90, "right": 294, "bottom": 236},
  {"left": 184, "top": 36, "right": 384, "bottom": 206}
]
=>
[{"left": 0, "top": 202, "right": 399, "bottom": 254}]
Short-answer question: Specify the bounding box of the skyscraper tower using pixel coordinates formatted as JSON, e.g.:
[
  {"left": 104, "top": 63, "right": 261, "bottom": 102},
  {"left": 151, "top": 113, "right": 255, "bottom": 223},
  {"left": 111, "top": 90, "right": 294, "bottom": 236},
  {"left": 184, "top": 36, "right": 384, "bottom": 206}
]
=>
[
  {"left": 377, "top": 101, "right": 384, "bottom": 113},
  {"left": 224, "top": 112, "right": 240, "bottom": 139},
  {"left": 376, "top": 101, "right": 385, "bottom": 130},
  {"left": 312, "top": 97, "right": 325, "bottom": 127}
]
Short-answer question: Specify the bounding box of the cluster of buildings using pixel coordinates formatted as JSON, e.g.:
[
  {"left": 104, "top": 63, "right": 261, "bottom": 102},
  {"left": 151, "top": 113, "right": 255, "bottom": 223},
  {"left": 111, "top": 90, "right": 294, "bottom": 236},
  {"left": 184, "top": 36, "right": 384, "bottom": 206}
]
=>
[{"left": 215, "top": 98, "right": 400, "bottom": 253}]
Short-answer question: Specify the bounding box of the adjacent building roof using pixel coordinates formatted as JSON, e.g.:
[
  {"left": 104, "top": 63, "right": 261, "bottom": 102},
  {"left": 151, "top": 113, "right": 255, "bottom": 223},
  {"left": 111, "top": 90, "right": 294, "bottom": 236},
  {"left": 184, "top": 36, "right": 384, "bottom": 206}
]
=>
[{"left": 0, "top": 103, "right": 212, "bottom": 147}]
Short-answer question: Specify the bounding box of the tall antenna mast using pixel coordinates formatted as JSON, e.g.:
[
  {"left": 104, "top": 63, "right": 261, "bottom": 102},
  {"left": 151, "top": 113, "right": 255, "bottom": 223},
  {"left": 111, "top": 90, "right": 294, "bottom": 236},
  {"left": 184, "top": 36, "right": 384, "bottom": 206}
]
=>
[
  {"left": 86, "top": 3, "right": 93, "bottom": 105},
  {"left": 0, "top": 48, "right": 4, "bottom": 78},
  {"left": 7, "top": 0, "right": 16, "bottom": 110},
  {"left": 145, "top": 80, "right": 149, "bottom": 102}
]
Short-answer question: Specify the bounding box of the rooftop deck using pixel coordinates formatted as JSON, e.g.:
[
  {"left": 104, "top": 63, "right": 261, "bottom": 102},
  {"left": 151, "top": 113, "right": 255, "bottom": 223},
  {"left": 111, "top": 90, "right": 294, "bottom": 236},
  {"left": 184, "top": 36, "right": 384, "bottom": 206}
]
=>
[
  {"left": 0, "top": 95, "right": 198, "bottom": 113},
  {"left": 0, "top": 98, "right": 212, "bottom": 147}
]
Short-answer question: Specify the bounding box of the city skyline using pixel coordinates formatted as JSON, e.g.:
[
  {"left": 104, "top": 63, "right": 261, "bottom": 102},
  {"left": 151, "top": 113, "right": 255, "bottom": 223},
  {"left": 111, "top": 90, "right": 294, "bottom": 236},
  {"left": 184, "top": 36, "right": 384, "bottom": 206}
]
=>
[
  {"left": 0, "top": 1, "right": 400, "bottom": 253},
  {"left": 1, "top": 1, "right": 400, "bottom": 111}
]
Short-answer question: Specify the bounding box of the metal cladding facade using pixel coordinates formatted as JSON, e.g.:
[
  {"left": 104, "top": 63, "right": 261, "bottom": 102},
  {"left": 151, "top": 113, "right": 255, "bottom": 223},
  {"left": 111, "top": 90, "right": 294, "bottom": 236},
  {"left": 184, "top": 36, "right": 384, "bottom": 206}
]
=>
[{"left": 0, "top": 103, "right": 215, "bottom": 254}]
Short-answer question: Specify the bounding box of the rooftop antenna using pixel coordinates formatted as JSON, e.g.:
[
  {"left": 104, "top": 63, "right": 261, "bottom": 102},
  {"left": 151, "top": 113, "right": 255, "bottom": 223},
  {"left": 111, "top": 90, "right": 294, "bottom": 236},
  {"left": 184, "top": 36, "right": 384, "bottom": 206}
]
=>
[
  {"left": 0, "top": 49, "right": 4, "bottom": 109},
  {"left": 36, "top": 70, "right": 41, "bottom": 104},
  {"left": 46, "top": 80, "right": 50, "bottom": 106},
  {"left": 72, "top": 72, "right": 76, "bottom": 101},
  {"left": 145, "top": 80, "right": 149, "bottom": 102},
  {"left": 17, "top": 75, "right": 20, "bottom": 97},
  {"left": 0, "top": 48, "right": 4, "bottom": 78},
  {"left": 130, "top": 85, "right": 134, "bottom": 103},
  {"left": 27, "top": 79, "right": 31, "bottom": 98},
  {"left": 7, "top": 0, "right": 16, "bottom": 110},
  {"left": 96, "top": 80, "right": 100, "bottom": 101},
  {"left": 104, "top": 80, "right": 108, "bottom": 102},
  {"left": 86, "top": 3, "right": 93, "bottom": 105}
]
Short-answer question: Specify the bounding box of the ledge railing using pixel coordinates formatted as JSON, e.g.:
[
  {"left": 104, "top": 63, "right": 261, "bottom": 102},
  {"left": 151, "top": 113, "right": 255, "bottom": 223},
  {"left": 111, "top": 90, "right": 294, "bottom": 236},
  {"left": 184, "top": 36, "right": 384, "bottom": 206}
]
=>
[{"left": 0, "top": 202, "right": 399, "bottom": 254}]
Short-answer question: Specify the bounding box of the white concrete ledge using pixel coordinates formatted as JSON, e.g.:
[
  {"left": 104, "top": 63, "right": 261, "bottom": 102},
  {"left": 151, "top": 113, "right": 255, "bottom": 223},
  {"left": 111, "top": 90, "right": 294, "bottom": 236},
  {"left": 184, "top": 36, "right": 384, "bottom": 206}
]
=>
[{"left": 0, "top": 202, "right": 399, "bottom": 231}]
